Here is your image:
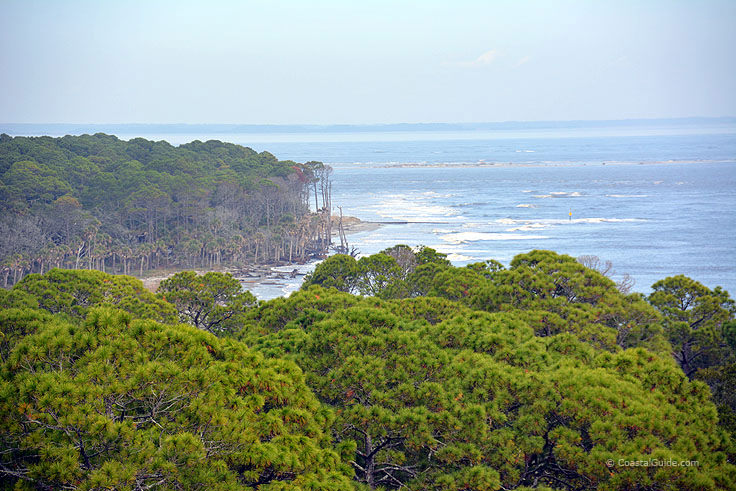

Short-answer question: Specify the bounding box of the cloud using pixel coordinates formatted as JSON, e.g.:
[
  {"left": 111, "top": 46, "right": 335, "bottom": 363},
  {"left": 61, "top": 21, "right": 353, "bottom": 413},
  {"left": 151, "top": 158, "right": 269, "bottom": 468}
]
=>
[
  {"left": 456, "top": 49, "right": 499, "bottom": 67},
  {"left": 513, "top": 56, "right": 531, "bottom": 68}
]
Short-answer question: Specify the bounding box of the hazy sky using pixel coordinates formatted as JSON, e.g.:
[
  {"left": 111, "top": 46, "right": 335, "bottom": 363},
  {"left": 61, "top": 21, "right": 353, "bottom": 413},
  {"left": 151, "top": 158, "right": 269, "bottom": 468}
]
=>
[{"left": 2, "top": 0, "right": 735, "bottom": 124}]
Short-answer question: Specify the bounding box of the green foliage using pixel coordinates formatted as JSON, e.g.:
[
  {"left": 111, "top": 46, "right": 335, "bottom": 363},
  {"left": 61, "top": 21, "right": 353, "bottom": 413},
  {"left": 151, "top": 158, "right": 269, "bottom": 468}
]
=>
[
  {"left": 3, "top": 160, "right": 72, "bottom": 205},
  {"left": 649, "top": 275, "right": 735, "bottom": 377},
  {"left": 5, "top": 245, "right": 736, "bottom": 490},
  {"left": 649, "top": 276, "right": 736, "bottom": 444},
  {"left": 240, "top": 285, "right": 378, "bottom": 339},
  {"left": 414, "top": 246, "right": 451, "bottom": 267},
  {"left": 245, "top": 290, "right": 735, "bottom": 490},
  {"left": 384, "top": 296, "right": 472, "bottom": 326},
  {"left": 158, "top": 271, "right": 257, "bottom": 336},
  {"left": 303, "top": 247, "right": 455, "bottom": 300},
  {"left": 308, "top": 248, "right": 667, "bottom": 355},
  {"left": 0, "top": 307, "right": 52, "bottom": 363},
  {"left": 12, "top": 268, "right": 176, "bottom": 323},
  {"left": 355, "top": 253, "right": 405, "bottom": 298},
  {"left": 303, "top": 255, "right": 360, "bottom": 293},
  {"left": 0, "top": 287, "right": 39, "bottom": 310},
  {"left": 465, "top": 259, "right": 505, "bottom": 279},
  {"left": 0, "top": 307, "right": 354, "bottom": 490},
  {"left": 467, "top": 250, "right": 668, "bottom": 354},
  {"left": 424, "top": 266, "right": 487, "bottom": 303},
  {"left": 696, "top": 362, "right": 736, "bottom": 441},
  {"left": 489, "top": 249, "right": 619, "bottom": 307}
]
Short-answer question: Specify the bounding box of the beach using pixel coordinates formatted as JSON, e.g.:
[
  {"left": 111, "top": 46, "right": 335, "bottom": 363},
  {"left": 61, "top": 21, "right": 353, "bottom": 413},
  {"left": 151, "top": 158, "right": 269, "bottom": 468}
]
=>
[{"left": 140, "top": 216, "right": 380, "bottom": 296}]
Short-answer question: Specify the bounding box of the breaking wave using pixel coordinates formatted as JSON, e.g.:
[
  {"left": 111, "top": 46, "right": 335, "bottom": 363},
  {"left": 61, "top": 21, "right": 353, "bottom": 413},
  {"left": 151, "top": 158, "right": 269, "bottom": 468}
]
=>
[
  {"left": 533, "top": 191, "right": 583, "bottom": 198},
  {"left": 440, "top": 232, "right": 550, "bottom": 244}
]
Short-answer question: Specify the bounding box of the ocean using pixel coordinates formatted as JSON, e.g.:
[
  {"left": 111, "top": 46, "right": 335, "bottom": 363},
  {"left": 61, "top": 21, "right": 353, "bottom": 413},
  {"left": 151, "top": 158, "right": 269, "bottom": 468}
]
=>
[{"left": 4, "top": 119, "right": 736, "bottom": 297}]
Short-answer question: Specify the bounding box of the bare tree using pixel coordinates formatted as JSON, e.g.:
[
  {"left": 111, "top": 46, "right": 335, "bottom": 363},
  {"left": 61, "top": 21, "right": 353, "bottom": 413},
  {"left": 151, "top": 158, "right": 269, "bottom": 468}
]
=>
[
  {"left": 577, "top": 255, "right": 613, "bottom": 276},
  {"left": 577, "top": 255, "right": 635, "bottom": 294}
]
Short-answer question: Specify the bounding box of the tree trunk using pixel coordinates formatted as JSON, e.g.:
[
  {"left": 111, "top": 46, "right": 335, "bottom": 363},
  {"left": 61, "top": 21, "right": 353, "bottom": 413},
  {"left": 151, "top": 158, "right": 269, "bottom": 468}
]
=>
[
  {"left": 75, "top": 242, "right": 84, "bottom": 269},
  {"left": 364, "top": 433, "right": 375, "bottom": 489}
]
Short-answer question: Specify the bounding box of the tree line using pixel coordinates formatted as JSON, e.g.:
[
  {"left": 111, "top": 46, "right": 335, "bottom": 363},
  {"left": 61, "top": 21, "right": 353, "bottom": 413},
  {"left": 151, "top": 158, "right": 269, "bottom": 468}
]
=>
[
  {"left": 1, "top": 248, "right": 734, "bottom": 489},
  {"left": 0, "top": 133, "right": 335, "bottom": 286}
]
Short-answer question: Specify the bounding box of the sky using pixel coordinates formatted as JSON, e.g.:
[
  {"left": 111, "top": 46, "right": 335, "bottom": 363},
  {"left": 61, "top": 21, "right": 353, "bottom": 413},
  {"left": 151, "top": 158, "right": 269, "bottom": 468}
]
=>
[{"left": 1, "top": 0, "right": 735, "bottom": 124}]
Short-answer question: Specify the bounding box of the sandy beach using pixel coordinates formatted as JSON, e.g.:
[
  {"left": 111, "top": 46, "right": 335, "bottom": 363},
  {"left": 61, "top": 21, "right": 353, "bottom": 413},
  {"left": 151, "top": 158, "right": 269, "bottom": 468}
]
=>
[{"left": 335, "top": 215, "right": 382, "bottom": 234}]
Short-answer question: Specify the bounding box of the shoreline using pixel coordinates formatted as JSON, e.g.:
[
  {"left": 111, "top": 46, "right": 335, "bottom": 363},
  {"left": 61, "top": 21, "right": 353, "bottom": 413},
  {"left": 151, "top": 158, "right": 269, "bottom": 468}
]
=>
[
  {"left": 140, "top": 262, "right": 313, "bottom": 295},
  {"left": 335, "top": 215, "right": 382, "bottom": 234},
  {"left": 140, "top": 215, "right": 379, "bottom": 294}
]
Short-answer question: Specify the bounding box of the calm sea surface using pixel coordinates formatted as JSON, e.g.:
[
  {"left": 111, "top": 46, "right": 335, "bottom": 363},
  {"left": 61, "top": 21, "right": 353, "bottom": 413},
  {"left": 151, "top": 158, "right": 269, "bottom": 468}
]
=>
[{"left": 7, "top": 121, "right": 736, "bottom": 296}]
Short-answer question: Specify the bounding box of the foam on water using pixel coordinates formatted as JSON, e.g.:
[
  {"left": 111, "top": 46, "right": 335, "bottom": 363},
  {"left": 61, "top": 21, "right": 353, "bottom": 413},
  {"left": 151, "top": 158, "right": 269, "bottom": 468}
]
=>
[
  {"left": 440, "top": 232, "right": 550, "bottom": 244},
  {"left": 498, "top": 217, "right": 647, "bottom": 228},
  {"left": 506, "top": 223, "right": 550, "bottom": 232},
  {"left": 534, "top": 191, "right": 584, "bottom": 198}
]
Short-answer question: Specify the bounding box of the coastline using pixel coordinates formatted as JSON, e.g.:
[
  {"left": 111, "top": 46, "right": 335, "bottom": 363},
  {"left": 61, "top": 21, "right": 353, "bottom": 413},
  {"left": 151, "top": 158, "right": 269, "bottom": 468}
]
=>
[
  {"left": 140, "top": 216, "right": 380, "bottom": 295},
  {"left": 335, "top": 215, "right": 382, "bottom": 234},
  {"left": 140, "top": 263, "right": 313, "bottom": 296}
]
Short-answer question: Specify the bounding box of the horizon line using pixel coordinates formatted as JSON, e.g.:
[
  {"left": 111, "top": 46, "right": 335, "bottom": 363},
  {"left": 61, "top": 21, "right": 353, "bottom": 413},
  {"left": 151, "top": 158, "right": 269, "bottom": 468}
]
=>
[{"left": 2, "top": 117, "right": 736, "bottom": 135}]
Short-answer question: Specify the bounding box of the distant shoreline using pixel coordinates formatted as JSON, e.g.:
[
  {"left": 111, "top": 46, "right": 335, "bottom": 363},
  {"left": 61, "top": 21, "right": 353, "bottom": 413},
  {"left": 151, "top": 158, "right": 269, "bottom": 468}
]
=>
[
  {"left": 3, "top": 117, "right": 735, "bottom": 136},
  {"left": 367, "top": 159, "right": 736, "bottom": 169}
]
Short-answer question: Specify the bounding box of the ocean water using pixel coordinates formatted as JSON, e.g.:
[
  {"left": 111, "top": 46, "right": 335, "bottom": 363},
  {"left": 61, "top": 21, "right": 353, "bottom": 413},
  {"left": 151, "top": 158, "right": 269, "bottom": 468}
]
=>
[
  {"left": 5, "top": 120, "right": 736, "bottom": 296},
  {"left": 244, "top": 124, "right": 736, "bottom": 296}
]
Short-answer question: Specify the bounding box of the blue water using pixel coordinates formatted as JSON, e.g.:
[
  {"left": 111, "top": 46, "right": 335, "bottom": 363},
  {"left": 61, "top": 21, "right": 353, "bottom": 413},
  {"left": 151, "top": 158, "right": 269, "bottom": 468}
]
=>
[
  {"left": 248, "top": 127, "right": 736, "bottom": 295},
  {"left": 330, "top": 161, "right": 735, "bottom": 294},
  {"left": 6, "top": 121, "right": 736, "bottom": 295}
]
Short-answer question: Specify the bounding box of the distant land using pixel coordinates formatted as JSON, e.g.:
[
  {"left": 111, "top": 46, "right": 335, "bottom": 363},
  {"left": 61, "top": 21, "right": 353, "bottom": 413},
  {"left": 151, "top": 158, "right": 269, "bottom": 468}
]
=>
[{"left": 2, "top": 117, "right": 736, "bottom": 138}]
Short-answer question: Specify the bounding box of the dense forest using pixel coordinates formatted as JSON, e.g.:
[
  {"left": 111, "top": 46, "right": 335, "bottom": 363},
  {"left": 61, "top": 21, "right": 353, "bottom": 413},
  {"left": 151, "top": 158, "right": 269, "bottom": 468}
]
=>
[
  {"left": 1, "top": 247, "right": 735, "bottom": 490},
  {"left": 0, "top": 133, "right": 335, "bottom": 287}
]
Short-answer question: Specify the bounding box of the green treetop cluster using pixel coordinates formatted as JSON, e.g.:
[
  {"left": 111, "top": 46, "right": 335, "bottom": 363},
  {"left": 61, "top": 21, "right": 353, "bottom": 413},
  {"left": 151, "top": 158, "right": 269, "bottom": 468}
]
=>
[
  {"left": 0, "top": 285, "right": 353, "bottom": 489},
  {"left": 1, "top": 247, "right": 735, "bottom": 490}
]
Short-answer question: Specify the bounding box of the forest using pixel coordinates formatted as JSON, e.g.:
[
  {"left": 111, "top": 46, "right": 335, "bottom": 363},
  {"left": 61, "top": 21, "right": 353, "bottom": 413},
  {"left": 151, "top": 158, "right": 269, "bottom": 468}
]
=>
[
  {"left": 0, "top": 133, "right": 335, "bottom": 287},
  {"left": 1, "top": 246, "right": 735, "bottom": 490}
]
